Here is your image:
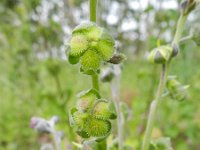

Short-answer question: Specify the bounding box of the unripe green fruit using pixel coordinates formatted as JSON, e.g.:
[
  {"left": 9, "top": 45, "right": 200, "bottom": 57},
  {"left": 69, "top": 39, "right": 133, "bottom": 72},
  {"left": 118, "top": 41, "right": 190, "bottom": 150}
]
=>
[
  {"left": 97, "top": 40, "right": 114, "bottom": 61},
  {"left": 92, "top": 100, "right": 112, "bottom": 120},
  {"left": 67, "top": 22, "right": 115, "bottom": 71},
  {"left": 72, "top": 112, "right": 88, "bottom": 128},
  {"left": 69, "top": 35, "right": 89, "bottom": 56},
  {"left": 80, "top": 50, "right": 100, "bottom": 71},
  {"left": 77, "top": 92, "right": 96, "bottom": 112},
  {"left": 72, "top": 22, "right": 97, "bottom": 35},
  {"left": 86, "top": 26, "right": 102, "bottom": 41},
  {"left": 85, "top": 118, "right": 111, "bottom": 137},
  {"left": 148, "top": 46, "right": 172, "bottom": 64}
]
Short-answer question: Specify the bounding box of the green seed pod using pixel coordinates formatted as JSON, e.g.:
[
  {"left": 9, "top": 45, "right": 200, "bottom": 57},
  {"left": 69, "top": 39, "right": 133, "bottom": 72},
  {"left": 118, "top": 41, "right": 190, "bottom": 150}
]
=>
[
  {"left": 148, "top": 46, "right": 172, "bottom": 64},
  {"left": 72, "top": 112, "right": 89, "bottom": 128},
  {"left": 86, "top": 26, "right": 102, "bottom": 41},
  {"left": 85, "top": 118, "right": 111, "bottom": 137},
  {"left": 76, "top": 129, "right": 90, "bottom": 138},
  {"left": 80, "top": 50, "right": 100, "bottom": 71},
  {"left": 166, "top": 76, "right": 189, "bottom": 101},
  {"left": 76, "top": 89, "right": 101, "bottom": 112},
  {"left": 77, "top": 92, "right": 96, "bottom": 112},
  {"left": 91, "top": 100, "right": 113, "bottom": 120},
  {"left": 69, "top": 35, "right": 89, "bottom": 56},
  {"left": 68, "top": 22, "right": 115, "bottom": 72},
  {"left": 72, "top": 22, "right": 97, "bottom": 35},
  {"left": 97, "top": 40, "right": 114, "bottom": 61}
]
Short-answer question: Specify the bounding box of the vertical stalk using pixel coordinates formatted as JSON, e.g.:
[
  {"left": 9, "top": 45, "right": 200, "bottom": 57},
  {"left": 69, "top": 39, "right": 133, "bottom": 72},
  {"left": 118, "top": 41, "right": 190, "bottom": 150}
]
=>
[
  {"left": 89, "top": 0, "right": 99, "bottom": 92},
  {"left": 142, "top": 13, "right": 189, "bottom": 150},
  {"left": 142, "top": 64, "right": 168, "bottom": 150},
  {"left": 90, "top": 0, "right": 97, "bottom": 22},
  {"left": 92, "top": 74, "right": 99, "bottom": 91},
  {"left": 111, "top": 65, "right": 124, "bottom": 150}
]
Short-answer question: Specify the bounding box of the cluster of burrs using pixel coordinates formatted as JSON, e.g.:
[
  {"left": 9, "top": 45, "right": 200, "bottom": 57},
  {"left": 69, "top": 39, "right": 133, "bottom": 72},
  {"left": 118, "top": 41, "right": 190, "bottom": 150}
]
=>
[
  {"left": 67, "top": 22, "right": 115, "bottom": 74},
  {"left": 69, "top": 89, "right": 116, "bottom": 140}
]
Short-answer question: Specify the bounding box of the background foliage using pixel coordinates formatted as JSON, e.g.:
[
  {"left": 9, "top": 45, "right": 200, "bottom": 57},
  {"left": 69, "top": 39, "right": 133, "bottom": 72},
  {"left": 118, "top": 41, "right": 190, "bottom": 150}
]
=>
[{"left": 0, "top": 0, "right": 200, "bottom": 149}]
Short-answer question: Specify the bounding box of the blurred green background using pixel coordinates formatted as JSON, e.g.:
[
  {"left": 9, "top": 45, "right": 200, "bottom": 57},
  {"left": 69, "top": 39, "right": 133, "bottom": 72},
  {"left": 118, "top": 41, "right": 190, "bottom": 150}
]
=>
[{"left": 0, "top": 0, "right": 200, "bottom": 149}]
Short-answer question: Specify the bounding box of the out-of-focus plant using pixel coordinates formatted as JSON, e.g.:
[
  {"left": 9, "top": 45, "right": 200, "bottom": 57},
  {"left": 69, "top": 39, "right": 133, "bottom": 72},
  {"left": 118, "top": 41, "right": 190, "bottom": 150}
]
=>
[
  {"left": 30, "top": 116, "right": 64, "bottom": 150},
  {"left": 142, "top": 1, "right": 199, "bottom": 150}
]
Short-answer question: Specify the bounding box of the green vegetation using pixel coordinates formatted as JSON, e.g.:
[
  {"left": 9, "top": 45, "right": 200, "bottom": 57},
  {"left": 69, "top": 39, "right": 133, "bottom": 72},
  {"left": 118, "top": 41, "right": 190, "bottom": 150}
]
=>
[{"left": 0, "top": 0, "right": 200, "bottom": 150}]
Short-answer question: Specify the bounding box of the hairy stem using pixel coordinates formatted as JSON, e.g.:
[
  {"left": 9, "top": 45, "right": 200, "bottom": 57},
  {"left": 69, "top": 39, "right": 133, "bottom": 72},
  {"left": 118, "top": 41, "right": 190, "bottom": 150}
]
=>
[
  {"left": 92, "top": 74, "right": 99, "bottom": 91},
  {"left": 142, "top": 13, "right": 189, "bottom": 150},
  {"left": 172, "top": 14, "right": 188, "bottom": 45},
  {"left": 90, "top": 0, "right": 97, "bottom": 22},
  {"left": 111, "top": 65, "right": 124, "bottom": 150},
  {"left": 142, "top": 64, "right": 168, "bottom": 150}
]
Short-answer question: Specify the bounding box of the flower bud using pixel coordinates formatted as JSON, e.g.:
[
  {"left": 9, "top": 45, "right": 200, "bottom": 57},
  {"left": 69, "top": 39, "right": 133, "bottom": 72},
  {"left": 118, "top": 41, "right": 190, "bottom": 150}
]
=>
[
  {"left": 166, "top": 76, "right": 189, "bottom": 101},
  {"left": 172, "top": 43, "right": 179, "bottom": 57},
  {"left": 148, "top": 46, "right": 173, "bottom": 64},
  {"left": 180, "top": 0, "right": 197, "bottom": 15},
  {"left": 108, "top": 53, "right": 126, "bottom": 64}
]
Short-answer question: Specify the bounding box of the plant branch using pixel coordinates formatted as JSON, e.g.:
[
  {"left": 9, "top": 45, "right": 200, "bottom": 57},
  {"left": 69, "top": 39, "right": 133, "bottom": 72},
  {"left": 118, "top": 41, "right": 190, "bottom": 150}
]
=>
[
  {"left": 142, "top": 12, "right": 189, "bottom": 150},
  {"left": 142, "top": 64, "right": 168, "bottom": 150},
  {"left": 179, "top": 34, "right": 193, "bottom": 44},
  {"left": 172, "top": 14, "right": 188, "bottom": 45}
]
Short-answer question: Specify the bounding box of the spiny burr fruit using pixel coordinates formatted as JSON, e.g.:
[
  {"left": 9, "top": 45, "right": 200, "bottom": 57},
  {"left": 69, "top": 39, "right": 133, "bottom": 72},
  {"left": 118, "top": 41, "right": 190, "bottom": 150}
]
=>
[
  {"left": 69, "top": 89, "right": 116, "bottom": 140},
  {"left": 67, "top": 22, "right": 115, "bottom": 74}
]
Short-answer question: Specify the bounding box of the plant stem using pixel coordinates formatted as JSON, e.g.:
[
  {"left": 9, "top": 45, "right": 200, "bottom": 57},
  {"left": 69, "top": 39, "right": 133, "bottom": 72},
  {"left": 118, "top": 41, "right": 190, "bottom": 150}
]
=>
[
  {"left": 92, "top": 74, "right": 99, "bottom": 91},
  {"left": 142, "top": 64, "right": 168, "bottom": 150},
  {"left": 179, "top": 34, "right": 193, "bottom": 44},
  {"left": 90, "top": 0, "right": 97, "bottom": 22},
  {"left": 111, "top": 65, "right": 124, "bottom": 150},
  {"left": 142, "top": 13, "right": 189, "bottom": 150},
  {"left": 172, "top": 14, "right": 188, "bottom": 45}
]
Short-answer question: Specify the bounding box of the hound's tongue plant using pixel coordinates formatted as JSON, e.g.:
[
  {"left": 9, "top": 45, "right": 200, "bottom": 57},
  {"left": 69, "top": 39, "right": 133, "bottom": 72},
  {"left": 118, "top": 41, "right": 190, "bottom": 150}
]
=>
[
  {"left": 66, "top": 0, "right": 126, "bottom": 149},
  {"left": 67, "top": 22, "right": 117, "bottom": 141},
  {"left": 142, "top": 1, "right": 199, "bottom": 150}
]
